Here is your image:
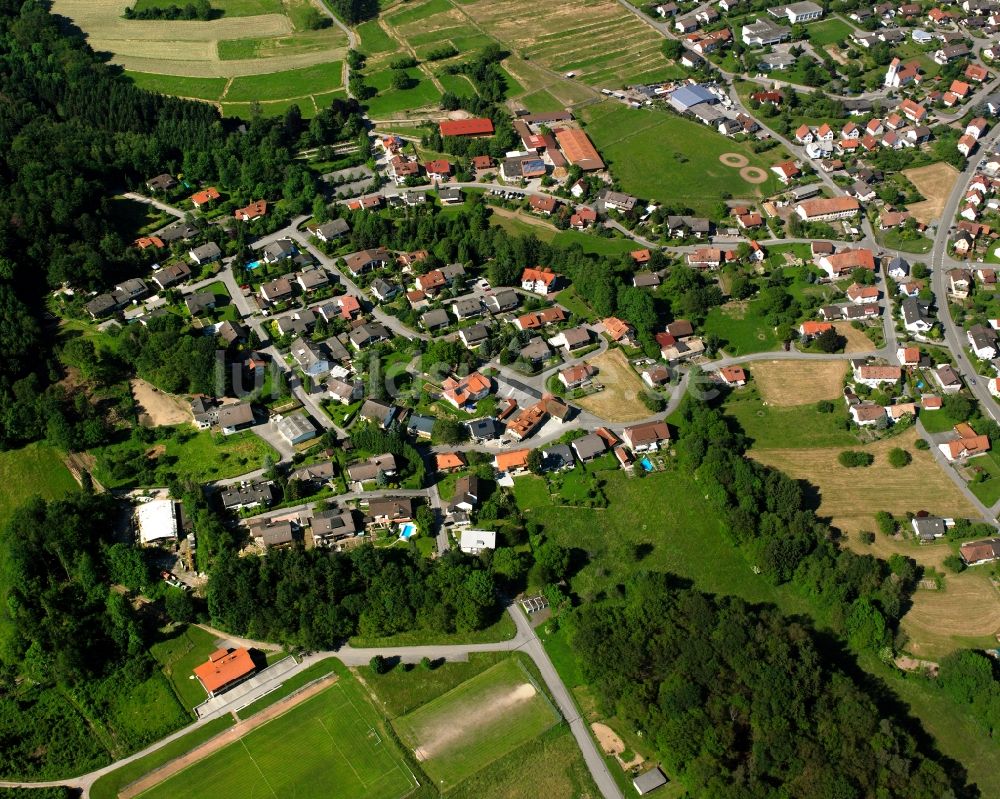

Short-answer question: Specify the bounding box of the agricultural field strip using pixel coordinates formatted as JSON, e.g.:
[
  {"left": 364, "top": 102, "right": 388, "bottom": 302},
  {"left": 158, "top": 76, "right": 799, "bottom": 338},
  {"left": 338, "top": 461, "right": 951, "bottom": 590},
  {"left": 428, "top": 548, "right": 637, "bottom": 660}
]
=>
[{"left": 52, "top": 0, "right": 346, "bottom": 81}]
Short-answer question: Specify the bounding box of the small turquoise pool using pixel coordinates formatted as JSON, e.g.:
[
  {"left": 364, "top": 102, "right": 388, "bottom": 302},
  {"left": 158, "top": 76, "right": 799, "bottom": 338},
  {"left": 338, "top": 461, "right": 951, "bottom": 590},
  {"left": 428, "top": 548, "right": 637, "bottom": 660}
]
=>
[
  {"left": 640, "top": 458, "right": 654, "bottom": 472},
  {"left": 246, "top": 260, "right": 262, "bottom": 270},
  {"left": 399, "top": 522, "right": 416, "bottom": 540}
]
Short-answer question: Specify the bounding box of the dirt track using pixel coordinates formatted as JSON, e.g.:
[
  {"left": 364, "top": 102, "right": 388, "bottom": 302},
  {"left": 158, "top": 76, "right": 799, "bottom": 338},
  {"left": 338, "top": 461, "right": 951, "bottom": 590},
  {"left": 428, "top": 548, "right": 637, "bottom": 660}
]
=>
[{"left": 119, "top": 674, "right": 339, "bottom": 799}]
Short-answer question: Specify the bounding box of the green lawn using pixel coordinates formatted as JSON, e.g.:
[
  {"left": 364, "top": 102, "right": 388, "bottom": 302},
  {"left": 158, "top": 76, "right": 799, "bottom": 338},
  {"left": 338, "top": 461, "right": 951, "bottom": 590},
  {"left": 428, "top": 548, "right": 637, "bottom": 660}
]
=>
[
  {"left": 437, "top": 72, "right": 477, "bottom": 98},
  {"left": 581, "top": 101, "right": 785, "bottom": 213},
  {"left": 967, "top": 449, "right": 1000, "bottom": 505},
  {"left": 518, "top": 88, "right": 566, "bottom": 113},
  {"left": 488, "top": 213, "right": 556, "bottom": 242},
  {"left": 724, "top": 390, "right": 859, "bottom": 448},
  {"left": 513, "top": 470, "right": 809, "bottom": 614},
  {"left": 447, "top": 723, "right": 600, "bottom": 799},
  {"left": 553, "top": 286, "right": 597, "bottom": 321},
  {"left": 393, "top": 658, "right": 559, "bottom": 790},
  {"left": 879, "top": 228, "right": 934, "bottom": 254},
  {"left": 919, "top": 406, "right": 965, "bottom": 434},
  {"left": 0, "top": 443, "right": 78, "bottom": 530},
  {"left": 150, "top": 625, "right": 221, "bottom": 711},
  {"left": 364, "top": 69, "right": 440, "bottom": 116},
  {"left": 551, "top": 230, "right": 640, "bottom": 256},
  {"left": 365, "top": 652, "right": 512, "bottom": 718},
  {"left": 126, "top": 72, "right": 228, "bottom": 102},
  {"left": 216, "top": 32, "right": 342, "bottom": 61},
  {"left": 222, "top": 94, "right": 344, "bottom": 119},
  {"left": 385, "top": 0, "right": 452, "bottom": 25},
  {"left": 224, "top": 61, "right": 344, "bottom": 102},
  {"left": 703, "top": 304, "right": 782, "bottom": 356},
  {"left": 357, "top": 19, "right": 397, "bottom": 53},
  {"left": 139, "top": 679, "right": 414, "bottom": 799},
  {"left": 806, "top": 17, "right": 853, "bottom": 46},
  {"left": 90, "top": 668, "right": 190, "bottom": 755},
  {"left": 92, "top": 428, "right": 278, "bottom": 489}
]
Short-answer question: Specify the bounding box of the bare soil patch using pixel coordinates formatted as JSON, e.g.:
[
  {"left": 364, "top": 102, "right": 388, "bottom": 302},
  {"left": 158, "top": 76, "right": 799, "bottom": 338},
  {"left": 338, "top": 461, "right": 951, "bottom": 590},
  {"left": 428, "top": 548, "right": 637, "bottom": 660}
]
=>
[
  {"left": 751, "top": 360, "right": 847, "bottom": 406},
  {"left": 592, "top": 722, "right": 643, "bottom": 770},
  {"left": 120, "top": 673, "right": 339, "bottom": 799},
  {"left": 576, "top": 349, "right": 653, "bottom": 422},
  {"left": 131, "top": 378, "right": 192, "bottom": 427},
  {"left": 825, "top": 44, "right": 848, "bottom": 65},
  {"left": 903, "top": 162, "right": 960, "bottom": 225},
  {"left": 752, "top": 428, "right": 979, "bottom": 536},
  {"left": 719, "top": 152, "right": 749, "bottom": 167},
  {"left": 740, "top": 166, "right": 768, "bottom": 184},
  {"left": 831, "top": 321, "right": 876, "bottom": 353}
]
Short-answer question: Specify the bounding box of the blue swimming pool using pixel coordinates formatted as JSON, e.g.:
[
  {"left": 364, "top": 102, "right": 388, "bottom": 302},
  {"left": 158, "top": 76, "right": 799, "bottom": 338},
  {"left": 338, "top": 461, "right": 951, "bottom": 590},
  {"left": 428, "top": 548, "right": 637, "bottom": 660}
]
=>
[
  {"left": 399, "top": 522, "right": 416, "bottom": 540},
  {"left": 640, "top": 458, "right": 654, "bottom": 472},
  {"left": 246, "top": 260, "right": 262, "bottom": 270}
]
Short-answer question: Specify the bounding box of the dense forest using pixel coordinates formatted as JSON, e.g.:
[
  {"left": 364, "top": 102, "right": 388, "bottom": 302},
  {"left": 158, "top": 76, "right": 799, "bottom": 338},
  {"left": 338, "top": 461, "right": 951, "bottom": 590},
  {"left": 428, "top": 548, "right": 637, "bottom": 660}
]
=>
[
  {"left": 208, "top": 546, "right": 500, "bottom": 645},
  {"left": 572, "top": 573, "right": 965, "bottom": 798}
]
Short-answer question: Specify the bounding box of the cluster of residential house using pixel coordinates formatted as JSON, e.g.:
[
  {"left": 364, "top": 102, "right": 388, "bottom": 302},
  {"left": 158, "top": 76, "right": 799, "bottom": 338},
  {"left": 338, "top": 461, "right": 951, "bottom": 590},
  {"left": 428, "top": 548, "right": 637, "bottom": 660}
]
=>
[
  {"left": 950, "top": 170, "right": 1000, "bottom": 255},
  {"left": 490, "top": 420, "right": 671, "bottom": 481}
]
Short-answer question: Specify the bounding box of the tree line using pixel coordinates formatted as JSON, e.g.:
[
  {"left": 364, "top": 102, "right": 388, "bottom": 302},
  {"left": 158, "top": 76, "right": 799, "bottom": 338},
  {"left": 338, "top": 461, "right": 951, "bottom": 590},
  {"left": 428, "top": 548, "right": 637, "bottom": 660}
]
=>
[{"left": 675, "top": 396, "right": 917, "bottom": 651}]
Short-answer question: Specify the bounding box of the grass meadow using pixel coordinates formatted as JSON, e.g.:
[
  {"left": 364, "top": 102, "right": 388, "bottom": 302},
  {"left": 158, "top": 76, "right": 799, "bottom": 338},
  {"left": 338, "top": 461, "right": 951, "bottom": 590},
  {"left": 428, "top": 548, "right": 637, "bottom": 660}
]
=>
[
  {"left": 393, "top": 658, "right": 559, "bottom": 790},
  {"left": 126, "top": 72, "right": 229, "bottom": 101},
  {"left": 224, "top": 61, "right": 345, "bottom": 102},
  {"left": 150, "top": 625, "right": 221, "bottom": 711},
  {"left": 137, "top": 680, "right": 415, "bottom": 799},
  {"left": 703, "top": 302, "right": 782, "bottom": 356},
  {"left": 513, "top": 468, "right": 809, "bottom": 613},
  {"left": 91, "top": 428, "right": 277, "bottom": 489},
  {"left": 805, "top": 17, "right": 853, "bottom": 47},
  {"left": 0, "top": 443, "right": 78, "bottom": 530},
  {"left": 581, "top": 102, "right": 786, "bottom": 213}
]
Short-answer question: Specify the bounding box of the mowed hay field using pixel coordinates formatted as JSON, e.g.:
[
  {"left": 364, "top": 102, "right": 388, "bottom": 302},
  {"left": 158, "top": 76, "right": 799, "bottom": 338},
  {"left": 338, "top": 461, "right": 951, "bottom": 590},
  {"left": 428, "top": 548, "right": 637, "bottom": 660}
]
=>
[
  {"left": 581, "top": 102, "right": 786, "bottom": 213},
  {"left": 902, "top": 568, "right": 1000, "bottom": 657},
  {"left": 751, "top": 427, "right": 978, "bottom": 537},
  {"left": 903, "top": 162, "right": 960, "bottom": 225},
  {"left": 393, "top": 658, "right": 560, "bottom": 790},
  {"left": 136, "top": 680, "right": 416, "bottom": 799},
  {"left": 831, "top": 320, "right": 876, "bottom": 353},
  {"left": 752, "top": 360, "right": 847, "bottom": 406},
  {"left": 52, "top": 0, "right": 347, "bottom": 112},
  {"left": 575, "top": 348, "right": 652, "bottom": 422}
]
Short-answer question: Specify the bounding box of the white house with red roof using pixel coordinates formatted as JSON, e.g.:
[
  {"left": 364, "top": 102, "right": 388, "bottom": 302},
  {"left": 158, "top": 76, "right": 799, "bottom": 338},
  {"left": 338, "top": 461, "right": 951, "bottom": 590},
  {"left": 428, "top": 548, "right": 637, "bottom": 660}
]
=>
[{"left": 521, "top": 267, "right": 560, "bottom": 294}]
